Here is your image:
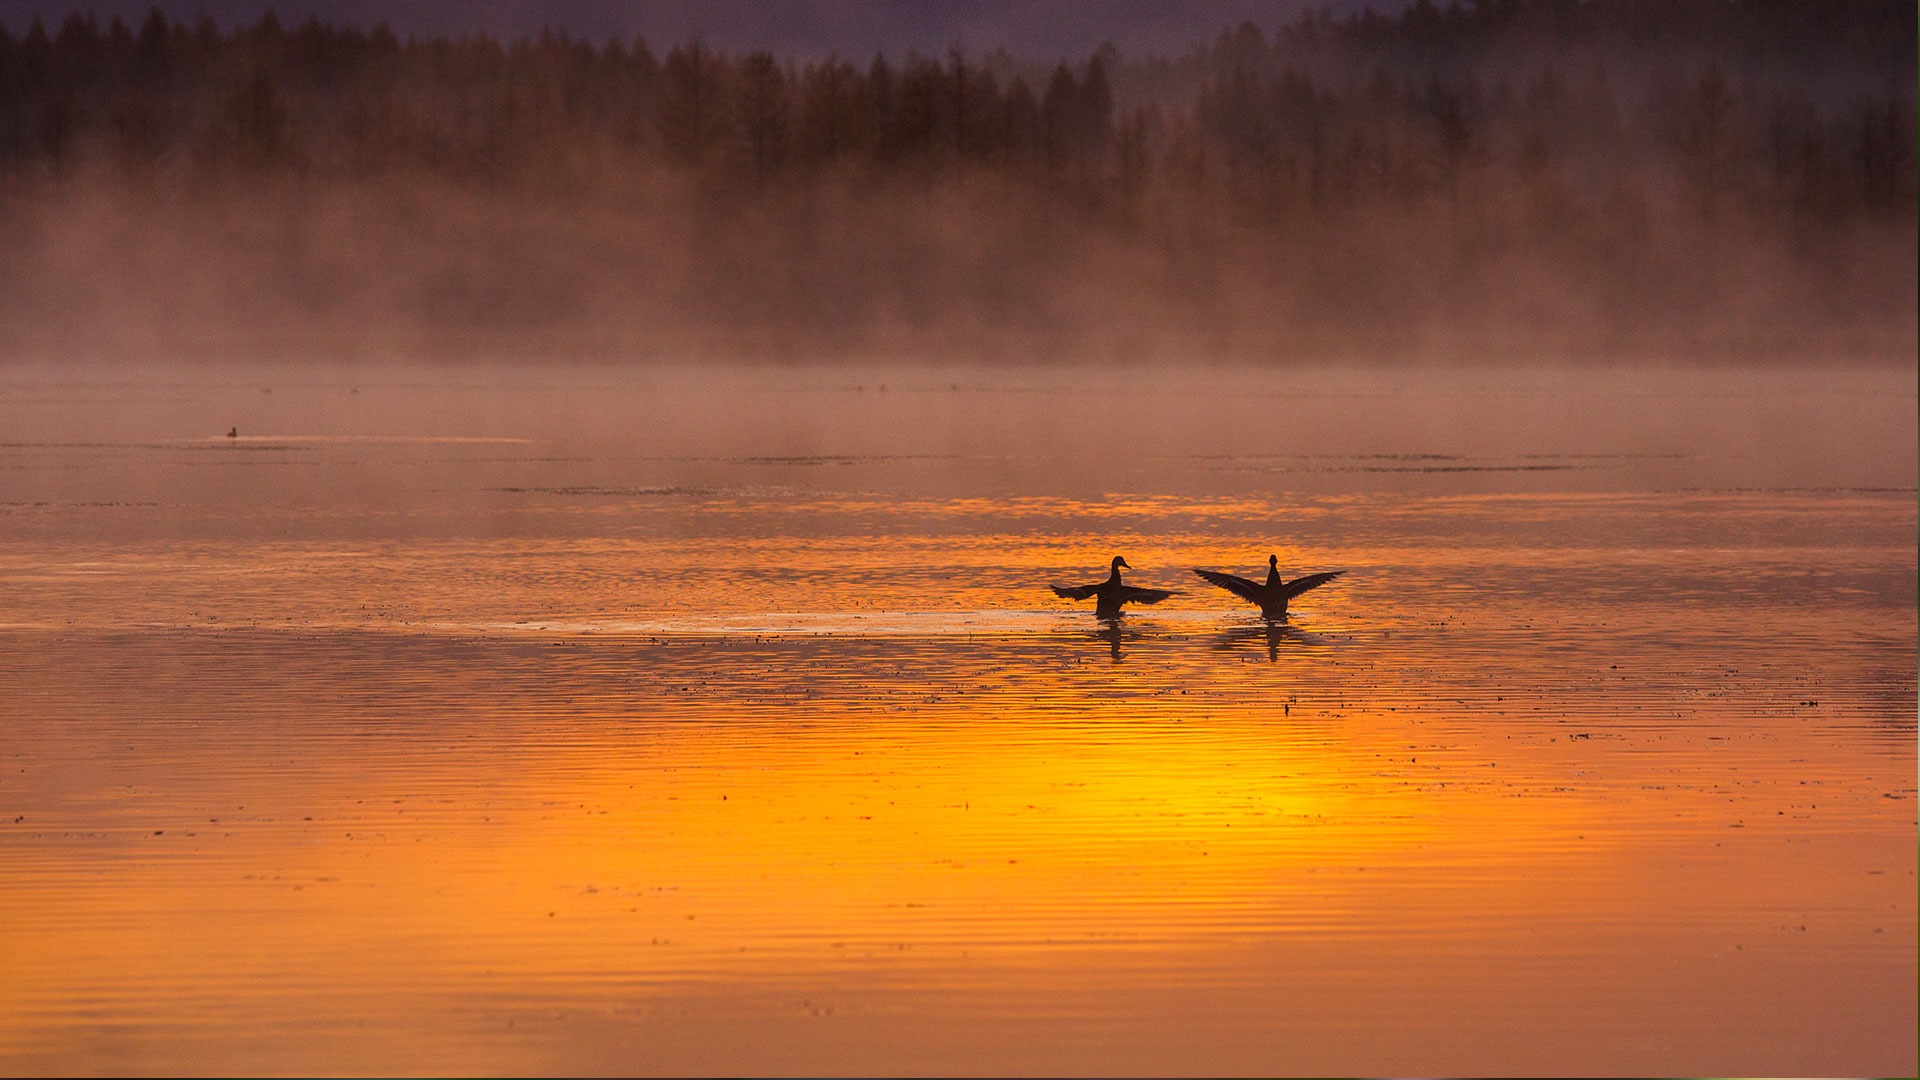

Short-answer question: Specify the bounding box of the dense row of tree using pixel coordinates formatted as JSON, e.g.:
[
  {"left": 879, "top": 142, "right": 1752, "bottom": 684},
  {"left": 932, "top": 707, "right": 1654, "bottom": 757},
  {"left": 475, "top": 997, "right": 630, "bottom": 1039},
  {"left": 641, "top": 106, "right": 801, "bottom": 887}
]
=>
[
  {"left": 0, "top": 2, "right": 1911, "bottom": 361},
  {"left": 1, "top": 2, "right": 1911, "bottom": 221}
]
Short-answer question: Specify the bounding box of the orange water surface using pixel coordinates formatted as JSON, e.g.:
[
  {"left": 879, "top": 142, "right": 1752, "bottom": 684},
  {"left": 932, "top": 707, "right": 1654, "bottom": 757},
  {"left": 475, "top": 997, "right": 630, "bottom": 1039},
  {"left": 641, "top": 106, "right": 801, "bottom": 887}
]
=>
[{"left": 1, "top": 364, "right": 1913, "bottom": 1075}]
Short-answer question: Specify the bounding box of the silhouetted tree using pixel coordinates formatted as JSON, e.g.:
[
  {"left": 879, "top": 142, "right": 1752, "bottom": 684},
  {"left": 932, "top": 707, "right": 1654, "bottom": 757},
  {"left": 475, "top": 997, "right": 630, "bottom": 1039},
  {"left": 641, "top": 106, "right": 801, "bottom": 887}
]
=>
[
  {"left": 866, "top": 53, "right": 895, "bottom": 151},
  {"left": 882, "top": 56, "right": 940, "bottom": 166},
  {"left": 35, "top": 97, "right": 76, "bottom": 165},
  {"left": 657, "top": 40, "right": 729, "bottom": 166},
  {"left": 1196, "top": 60, "right": 1266, "bottom": 171},
  {"left": 133, "top": 7, "right": 170, "bottom": 80},
  {"left": 1079, "top": 48, "right": 1115, "bottom": 160},
  {"left": 797, "top": 56, "right": 873, "bottom": 166},
  {"left": 213, "top": 65, "right": 296, "bottom": 171},
  {"left": 1424, "top": 74, "right": 1477, "bottom": 200},
  {"left": 946, "top": 48, "right": 974, "bottom": 159},
  {"left": 1847, "top": 97, "right": 1915, "bottom": 213},
  {"left": 1040, "top": 62, "right": 1078, "bottom": 168},
  {"left": 998, "top": 75, "right": 1042, "bottom": 166},
  {"left": 734, "top": 50, "right": 790, "bottom": 183},
  {"left": 1678, "top": 64, "right": 1746, "bottom": 219},
  {"left": 1113, "top": 104, "right": 1157, "bottom": 211}
]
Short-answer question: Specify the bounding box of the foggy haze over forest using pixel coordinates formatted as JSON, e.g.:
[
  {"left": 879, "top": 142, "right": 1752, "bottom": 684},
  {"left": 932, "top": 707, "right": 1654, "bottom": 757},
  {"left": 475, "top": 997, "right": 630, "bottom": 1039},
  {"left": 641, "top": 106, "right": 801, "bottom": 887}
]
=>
[{"left": 0, "top": 0, "right": 1913, "bottom": 364}]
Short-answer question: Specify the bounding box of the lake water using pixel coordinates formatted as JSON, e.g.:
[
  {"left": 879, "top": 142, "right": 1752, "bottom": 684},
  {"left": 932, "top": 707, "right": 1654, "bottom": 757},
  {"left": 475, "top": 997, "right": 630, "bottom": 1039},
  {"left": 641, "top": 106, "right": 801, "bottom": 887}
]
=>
[{"left": 2, "top": 363, "right": 1914, "bottom": 1076}]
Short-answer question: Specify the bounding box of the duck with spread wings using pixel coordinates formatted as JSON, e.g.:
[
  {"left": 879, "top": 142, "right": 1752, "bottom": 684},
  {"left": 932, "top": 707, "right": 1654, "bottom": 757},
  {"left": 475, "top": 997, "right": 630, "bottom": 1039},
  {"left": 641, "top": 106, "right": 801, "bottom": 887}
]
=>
[
  {"left": 1192, "top": 554, "right": 1343, "bottom": 620},
  {"left": 1051, "top": 556, "right": 1178, "bottom": 618}
]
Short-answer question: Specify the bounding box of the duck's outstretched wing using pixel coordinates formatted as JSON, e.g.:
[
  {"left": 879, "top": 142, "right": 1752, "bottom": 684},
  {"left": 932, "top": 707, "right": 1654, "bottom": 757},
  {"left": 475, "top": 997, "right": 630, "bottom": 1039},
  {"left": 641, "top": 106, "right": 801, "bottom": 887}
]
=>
[
  {"left": 1051, "top": 583, "right": 1098, "bottom": 600},
  {"left": 1282, "top": 570, "right": 1344, "bottom": 599},
  {"left": 1192, "top": 568, "right": 1263, "bottom": 605},
  {"left": 1120, "top": 585, "right": 1177, "bottom": 605}
]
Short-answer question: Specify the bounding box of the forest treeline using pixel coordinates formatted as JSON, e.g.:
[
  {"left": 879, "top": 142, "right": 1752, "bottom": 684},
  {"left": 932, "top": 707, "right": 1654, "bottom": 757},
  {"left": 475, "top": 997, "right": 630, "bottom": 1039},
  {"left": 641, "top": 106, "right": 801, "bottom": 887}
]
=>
[{"left": 0, "top": 1, "right": 1914, "bottom": 362}]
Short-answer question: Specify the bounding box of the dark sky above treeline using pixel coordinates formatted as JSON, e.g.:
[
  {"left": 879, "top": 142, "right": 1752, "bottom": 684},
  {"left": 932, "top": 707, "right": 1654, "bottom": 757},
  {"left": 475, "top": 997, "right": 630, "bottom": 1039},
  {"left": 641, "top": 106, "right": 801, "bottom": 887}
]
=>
[{"left": 0, "top": 1, "right": 1386, "bottom": 59}]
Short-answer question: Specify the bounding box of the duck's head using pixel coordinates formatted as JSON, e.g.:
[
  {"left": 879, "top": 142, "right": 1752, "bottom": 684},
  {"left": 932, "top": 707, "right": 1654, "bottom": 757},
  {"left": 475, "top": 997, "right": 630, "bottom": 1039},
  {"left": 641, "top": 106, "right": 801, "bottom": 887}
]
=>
[
  {"left": 1269, "top": 553, "right": 1278, "bottom": 569},
  {"left": 1112, "top": 555, "right": 1132, "bottom": 571}
]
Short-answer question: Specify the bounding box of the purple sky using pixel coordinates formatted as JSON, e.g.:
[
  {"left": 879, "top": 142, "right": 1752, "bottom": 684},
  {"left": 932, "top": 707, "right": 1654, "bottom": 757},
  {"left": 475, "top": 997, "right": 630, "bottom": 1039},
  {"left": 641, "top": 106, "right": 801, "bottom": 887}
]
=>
[{"left": 0, "top": 0, "right": 1389, "bottom": 59}]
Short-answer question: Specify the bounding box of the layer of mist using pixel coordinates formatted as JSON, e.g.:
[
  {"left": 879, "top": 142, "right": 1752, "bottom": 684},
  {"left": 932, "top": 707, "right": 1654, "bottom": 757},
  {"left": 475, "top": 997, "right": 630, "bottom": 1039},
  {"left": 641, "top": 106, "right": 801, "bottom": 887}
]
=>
[{"left": 1, "top": 2, "right": 1913, "bottom": 364}]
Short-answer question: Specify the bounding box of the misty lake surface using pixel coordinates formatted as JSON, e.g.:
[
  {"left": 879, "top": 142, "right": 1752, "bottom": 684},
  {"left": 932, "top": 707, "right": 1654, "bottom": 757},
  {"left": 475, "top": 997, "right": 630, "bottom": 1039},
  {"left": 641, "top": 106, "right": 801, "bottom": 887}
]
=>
[{"left": 1, "top": 363, "right": 1914, "bottom": 1077}]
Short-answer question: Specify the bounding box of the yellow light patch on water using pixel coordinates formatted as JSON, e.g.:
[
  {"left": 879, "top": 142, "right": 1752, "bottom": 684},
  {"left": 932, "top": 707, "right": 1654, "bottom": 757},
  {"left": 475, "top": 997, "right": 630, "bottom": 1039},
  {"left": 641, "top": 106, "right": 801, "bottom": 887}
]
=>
[{"left": 0, "top": 365, "right": 1911, "bottom": 1076}]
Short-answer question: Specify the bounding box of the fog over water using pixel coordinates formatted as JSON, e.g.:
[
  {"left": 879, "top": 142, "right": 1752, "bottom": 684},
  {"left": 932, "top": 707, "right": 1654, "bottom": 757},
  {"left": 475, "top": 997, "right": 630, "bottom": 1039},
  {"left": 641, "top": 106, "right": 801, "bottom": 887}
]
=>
[
  {"left": 1, "top": 2, "right": 1912, "bottom": 364},
  {"left": 3, "top": 362, "right": 1915, "bottom": 533},
  {"left": 11, "top": 166, "right": 1913, "bottom": 365}
]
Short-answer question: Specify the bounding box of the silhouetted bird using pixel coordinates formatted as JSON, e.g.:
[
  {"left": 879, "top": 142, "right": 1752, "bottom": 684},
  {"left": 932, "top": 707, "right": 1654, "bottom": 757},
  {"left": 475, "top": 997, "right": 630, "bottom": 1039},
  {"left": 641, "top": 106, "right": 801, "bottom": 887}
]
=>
[
  {"left": 1051, "top": 555, "right": 1176, "bottom": 617},
  {"left": 226, "top": 427, "right": 238, "bottom": 438},
  {"left": 1193, "top": 555, "right": 1343, "bottom": 619}
]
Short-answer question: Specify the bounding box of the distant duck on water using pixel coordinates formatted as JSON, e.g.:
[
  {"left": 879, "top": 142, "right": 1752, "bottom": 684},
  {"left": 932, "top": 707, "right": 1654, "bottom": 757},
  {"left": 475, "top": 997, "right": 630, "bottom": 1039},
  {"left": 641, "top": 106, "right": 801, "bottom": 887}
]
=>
[
  {"left": 1193, "top": 555, "right": 1343, "bottom": 620},
  {"left": 1051, "top": 555, "right": 1177, "bottom": 617}
]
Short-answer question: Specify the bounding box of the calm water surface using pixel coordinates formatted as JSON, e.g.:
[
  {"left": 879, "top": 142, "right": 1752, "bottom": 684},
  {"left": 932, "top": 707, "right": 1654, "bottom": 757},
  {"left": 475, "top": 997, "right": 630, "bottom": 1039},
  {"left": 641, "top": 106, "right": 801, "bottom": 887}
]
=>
[{"left": 1, "top": 364, "right": 1914, "bottom": 1076}]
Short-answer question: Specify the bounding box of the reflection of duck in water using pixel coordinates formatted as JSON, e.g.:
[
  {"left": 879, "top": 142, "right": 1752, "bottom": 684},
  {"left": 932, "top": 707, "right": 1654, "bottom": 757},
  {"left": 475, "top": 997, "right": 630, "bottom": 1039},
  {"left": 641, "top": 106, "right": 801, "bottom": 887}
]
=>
[
  {"left": 1050, "top": 556, "right": 1177, "bottom": 618},
  {"left": 1192, "top": 555, "right": 1343, "bottom": 620},
  {"left": 1214, "top": 619, "right": 1328, "bottom": 661}
]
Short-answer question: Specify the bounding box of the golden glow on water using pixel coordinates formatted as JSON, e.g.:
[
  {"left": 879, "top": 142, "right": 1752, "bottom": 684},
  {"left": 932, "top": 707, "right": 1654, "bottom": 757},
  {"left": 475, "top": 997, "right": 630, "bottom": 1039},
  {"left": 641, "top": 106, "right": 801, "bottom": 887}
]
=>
[
  {"left": 0, "top": 366, "right": 1914, "bottom": 1075},
  {"left": 6, "top": 616, "right": 1912, "bottom": 1074}
]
